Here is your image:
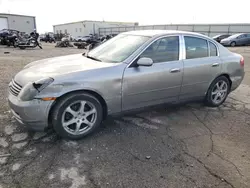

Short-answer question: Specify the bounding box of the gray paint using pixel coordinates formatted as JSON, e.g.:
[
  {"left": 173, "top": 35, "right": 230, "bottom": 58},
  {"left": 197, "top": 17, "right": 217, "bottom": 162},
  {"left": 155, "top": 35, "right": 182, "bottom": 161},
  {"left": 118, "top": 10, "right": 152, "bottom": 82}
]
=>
[
  {"left": 8, "top": 30, "right": 244, "bottom": 131},
  {"left": 0, "top": 13, "right": 36, "bottom": 33}
]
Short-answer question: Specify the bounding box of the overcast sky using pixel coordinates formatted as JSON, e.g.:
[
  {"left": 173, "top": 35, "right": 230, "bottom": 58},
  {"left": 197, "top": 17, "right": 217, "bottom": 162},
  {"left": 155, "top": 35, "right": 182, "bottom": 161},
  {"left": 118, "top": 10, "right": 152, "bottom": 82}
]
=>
[{"left": 0, "top": 0, "right": 249, "bottom": 33}]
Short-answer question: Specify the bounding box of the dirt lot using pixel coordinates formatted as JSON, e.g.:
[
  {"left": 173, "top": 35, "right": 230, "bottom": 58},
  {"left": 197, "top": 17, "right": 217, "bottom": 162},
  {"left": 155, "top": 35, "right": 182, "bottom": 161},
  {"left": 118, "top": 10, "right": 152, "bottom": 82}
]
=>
[{"left": 0, "top": 43, "right": 250, "bottom": 188}]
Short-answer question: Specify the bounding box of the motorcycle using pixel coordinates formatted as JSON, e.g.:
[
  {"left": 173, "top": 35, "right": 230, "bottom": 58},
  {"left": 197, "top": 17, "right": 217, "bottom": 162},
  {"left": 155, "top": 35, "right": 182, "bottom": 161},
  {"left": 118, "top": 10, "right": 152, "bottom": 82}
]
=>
[
  {"left": 0, "top": 29, "right": 20, "bottom": 45},
  {"left": 55, "top": 35, "right": 73, "bottom": 47},
  {"left": 17, "top": 37, "right": 42, "bottom": 49},
  {"left": 6, "top": 34, "right": 19, "bottom": 48},
  {"left": 44, "top": 35, "right": 56, "bottom": 43}
]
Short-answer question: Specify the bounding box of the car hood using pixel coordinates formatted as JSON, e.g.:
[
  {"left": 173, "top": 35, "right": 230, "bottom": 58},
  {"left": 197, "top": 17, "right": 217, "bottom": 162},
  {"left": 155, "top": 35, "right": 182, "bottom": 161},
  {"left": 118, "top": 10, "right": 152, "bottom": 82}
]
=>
[
  {"left": 221, "top": 38, "right": 232, "bottom": 42},
  {"left": 14, "top": 54, "right": 116, "bottom": 86}
]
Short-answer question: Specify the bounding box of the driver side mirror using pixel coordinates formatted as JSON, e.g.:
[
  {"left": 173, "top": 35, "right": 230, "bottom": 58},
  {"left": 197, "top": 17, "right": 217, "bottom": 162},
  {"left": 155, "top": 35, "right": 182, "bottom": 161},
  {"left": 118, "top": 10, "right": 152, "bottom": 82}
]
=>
[{"left": 137, "top": 57, "right": 153, "bottom": 66}]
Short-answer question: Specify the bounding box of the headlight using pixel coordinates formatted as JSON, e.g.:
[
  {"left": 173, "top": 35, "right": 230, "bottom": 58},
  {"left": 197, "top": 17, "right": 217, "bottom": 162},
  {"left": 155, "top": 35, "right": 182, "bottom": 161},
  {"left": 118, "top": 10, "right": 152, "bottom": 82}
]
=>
[
  {"left": 18, "top": 77, "right": 54, "bottom": 101},
  {"left": 33, "top": 77, "right": 54, "bottom": 92}
]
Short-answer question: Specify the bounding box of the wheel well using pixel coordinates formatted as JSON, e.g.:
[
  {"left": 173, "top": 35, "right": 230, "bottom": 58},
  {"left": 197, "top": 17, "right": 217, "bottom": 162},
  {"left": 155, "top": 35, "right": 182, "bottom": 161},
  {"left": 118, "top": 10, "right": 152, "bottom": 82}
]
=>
[
  {"left": 48, "top": 90, "right": 108, "bottom": 128},
  {"left": 216, "top": 74, "right": 232, "bottom": 88}
]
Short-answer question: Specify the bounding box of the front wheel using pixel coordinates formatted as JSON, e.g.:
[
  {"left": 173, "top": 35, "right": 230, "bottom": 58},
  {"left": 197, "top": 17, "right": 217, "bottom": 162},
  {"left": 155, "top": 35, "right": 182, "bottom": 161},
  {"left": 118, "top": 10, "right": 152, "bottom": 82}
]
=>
[
  {"left": 205, "top": 76, "right": 230, "bottom": 107},
  {"left": 51, "top": 93, "right": 103, "bottom": 140},
  {"left": 19, "top": 46, "right": 26, "bottom": 50},
  {"left": 230, "top": 41, "right": 236, "bottom": 47}
]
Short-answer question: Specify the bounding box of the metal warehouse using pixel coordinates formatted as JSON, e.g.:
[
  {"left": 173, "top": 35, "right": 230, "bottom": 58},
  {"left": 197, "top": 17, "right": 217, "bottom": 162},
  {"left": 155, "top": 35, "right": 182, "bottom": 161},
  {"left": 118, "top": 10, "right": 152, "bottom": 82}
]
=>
[
  {"left": 53, "top": 20, "right": 138, "bottom": 37},
  {"left": 0, "top": 13, "right": 36, "bottom": 33},
  {"left": 99, "top": 23, "right": 250, "bottom": 37}
]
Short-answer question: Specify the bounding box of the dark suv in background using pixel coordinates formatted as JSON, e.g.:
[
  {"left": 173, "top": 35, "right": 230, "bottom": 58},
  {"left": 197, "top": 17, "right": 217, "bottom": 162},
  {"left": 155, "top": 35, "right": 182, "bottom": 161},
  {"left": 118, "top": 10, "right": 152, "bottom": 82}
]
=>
[{"left": 212, "top": 34, "right": 231, "bottom": 43}]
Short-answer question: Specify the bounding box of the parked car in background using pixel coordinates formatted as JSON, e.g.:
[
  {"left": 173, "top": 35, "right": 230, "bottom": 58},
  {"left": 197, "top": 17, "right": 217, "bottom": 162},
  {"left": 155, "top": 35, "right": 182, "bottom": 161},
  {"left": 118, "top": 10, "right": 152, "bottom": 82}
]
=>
[
  {"left": 44, "top": 34, "right": 56, "bottom": 43},
  {"left": 212, "top": 34, "right": 231, "bottom": 43},
  {"left": 75, "top": 36, "right": 91, "bottom": 42},
  {"left": 8, "top": 30, "right": 244, "bottom": 139},
  {"left": 220, "top": 33, "right": 250, "bottom": 47},
  {"left": 40, "top": 34, "right": 45, "bottom": 41}
]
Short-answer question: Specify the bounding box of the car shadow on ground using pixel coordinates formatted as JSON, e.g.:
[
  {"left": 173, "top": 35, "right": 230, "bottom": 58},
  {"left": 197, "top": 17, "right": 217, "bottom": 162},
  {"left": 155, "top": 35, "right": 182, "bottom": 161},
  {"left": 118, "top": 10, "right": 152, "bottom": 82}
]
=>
[{"left": 1, "top": 94, "right": 250, "bottom": 188}]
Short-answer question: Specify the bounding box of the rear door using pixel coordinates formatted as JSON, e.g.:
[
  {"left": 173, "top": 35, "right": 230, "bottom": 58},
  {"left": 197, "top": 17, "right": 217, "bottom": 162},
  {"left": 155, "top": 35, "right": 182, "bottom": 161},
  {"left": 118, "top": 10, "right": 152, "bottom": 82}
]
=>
[{"left": 180, "top": 36, "right": 221, "bottom": 101}]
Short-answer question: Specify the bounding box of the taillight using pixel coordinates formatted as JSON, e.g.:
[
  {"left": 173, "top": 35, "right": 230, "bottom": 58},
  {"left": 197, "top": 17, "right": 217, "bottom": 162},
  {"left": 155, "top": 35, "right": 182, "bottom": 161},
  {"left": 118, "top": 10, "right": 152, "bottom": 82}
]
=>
[{"left": 240, "top": 57, "right": 244, "bottom": 67}]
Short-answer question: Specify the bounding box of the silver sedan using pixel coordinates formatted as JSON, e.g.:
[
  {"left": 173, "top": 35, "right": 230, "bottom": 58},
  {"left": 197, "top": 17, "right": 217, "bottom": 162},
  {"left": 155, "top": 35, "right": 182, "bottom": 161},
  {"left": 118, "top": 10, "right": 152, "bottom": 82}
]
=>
[{"left": 8, "top": 30, "right": 245, "bottom": 139}]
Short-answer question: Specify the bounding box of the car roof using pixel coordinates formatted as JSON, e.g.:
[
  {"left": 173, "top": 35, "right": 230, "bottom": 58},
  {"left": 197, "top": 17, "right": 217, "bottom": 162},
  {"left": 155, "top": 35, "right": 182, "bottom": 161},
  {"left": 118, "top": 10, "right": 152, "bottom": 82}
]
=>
[{"left": 122, "top": 30, "right": 206, "bottom": 37}]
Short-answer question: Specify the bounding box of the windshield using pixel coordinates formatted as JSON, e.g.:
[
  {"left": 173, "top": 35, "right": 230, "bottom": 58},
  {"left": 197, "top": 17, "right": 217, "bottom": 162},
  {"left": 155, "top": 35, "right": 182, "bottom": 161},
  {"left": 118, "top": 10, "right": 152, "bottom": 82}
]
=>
[
  {"left": 87, "top": 34, "right": 150, "bottom": 63},
  {"left": 227, "top": 34, "right": 242, "bottom": 39},
  {"left": 213, "top": 35, "right": 220, "bottom": 38}
]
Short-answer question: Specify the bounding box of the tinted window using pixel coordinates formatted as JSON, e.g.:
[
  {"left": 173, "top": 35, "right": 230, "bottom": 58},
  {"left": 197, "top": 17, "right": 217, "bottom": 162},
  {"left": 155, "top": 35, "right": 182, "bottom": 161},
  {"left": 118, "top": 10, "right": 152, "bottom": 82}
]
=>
[
  {"left": 238, "top": 35, "right": 246, "bottom": 39},
  {"left": 140, "top": 36, "right": 179, "bottom": 63},
  {"left": 184, "top": 36, "right": 208, "bottom": 59},
  {"left": 209, "top": 42, "right": 217, "bottom": 56},
  {"left": 88, "top": 34, "right": 149, "bottom": 63}
]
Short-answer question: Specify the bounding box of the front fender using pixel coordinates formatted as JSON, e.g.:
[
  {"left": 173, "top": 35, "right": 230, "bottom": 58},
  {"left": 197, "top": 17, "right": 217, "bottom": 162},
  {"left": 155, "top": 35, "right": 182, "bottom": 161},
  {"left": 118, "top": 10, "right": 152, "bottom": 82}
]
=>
[{"left": 36, "top": 80, "right": 122, "bottom": 115}]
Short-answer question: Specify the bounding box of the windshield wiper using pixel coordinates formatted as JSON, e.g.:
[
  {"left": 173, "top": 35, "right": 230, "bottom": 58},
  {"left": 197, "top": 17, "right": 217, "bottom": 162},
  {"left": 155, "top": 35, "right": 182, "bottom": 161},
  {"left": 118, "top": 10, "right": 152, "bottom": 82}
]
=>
[{"left": 86, "top": 55, "right": 102, "bottom": 62}]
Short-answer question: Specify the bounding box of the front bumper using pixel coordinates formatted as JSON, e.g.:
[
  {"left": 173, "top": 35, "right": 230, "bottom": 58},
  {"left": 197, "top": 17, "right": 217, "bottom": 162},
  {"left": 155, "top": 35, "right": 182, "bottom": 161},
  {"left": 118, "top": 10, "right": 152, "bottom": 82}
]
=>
[
  {"left": 8, "top": 93, "right": 53, "bottom": 131},
  {"left": 220, "top": 41, "right": 231, "bottom": 46}
]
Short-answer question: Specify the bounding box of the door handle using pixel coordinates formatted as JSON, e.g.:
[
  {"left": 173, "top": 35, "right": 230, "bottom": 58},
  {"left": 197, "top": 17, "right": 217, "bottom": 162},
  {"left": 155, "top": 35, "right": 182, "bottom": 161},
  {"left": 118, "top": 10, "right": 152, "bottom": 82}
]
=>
[
  {"left": 170, "top": 68, "right": 181, "bottom": 73},
  {"left": 212, "top": 63, "right": 219, "bottom": 67}
]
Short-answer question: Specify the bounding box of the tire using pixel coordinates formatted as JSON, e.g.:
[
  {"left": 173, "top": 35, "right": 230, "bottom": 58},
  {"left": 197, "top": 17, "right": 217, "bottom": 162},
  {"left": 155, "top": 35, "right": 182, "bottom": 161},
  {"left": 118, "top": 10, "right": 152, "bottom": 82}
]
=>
[
  {"left": 51, "top": 93, "right": 103, "bottom": 140},
  {"left": 205, "top": 76, "right": 230, "bottom": 107},
  {"left": 230, "top": 41, "right": 236, "bottom": 47}
]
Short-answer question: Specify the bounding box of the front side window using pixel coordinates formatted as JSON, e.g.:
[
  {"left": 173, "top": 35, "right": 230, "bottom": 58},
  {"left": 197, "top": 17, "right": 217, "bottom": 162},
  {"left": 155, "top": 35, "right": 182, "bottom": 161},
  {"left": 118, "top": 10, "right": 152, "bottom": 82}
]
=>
[
  {"left": 140, "top": 36, "right": 179, "bottom": 63},
  {"left": 88, "top": 34, "right": 149, "bottom": 63},
  {"left": 184, "top": 36, "right": 208, "bottom": 59},
  {"left": 209, "top": 41, "right": 217, "bottom": 56},
  {"left": 237, "top": 35, "right": 245, "bottom": 39}
]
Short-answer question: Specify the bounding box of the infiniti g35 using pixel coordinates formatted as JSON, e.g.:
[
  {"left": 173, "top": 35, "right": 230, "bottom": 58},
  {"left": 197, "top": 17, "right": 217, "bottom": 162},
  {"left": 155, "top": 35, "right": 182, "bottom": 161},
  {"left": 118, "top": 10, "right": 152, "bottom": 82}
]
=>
[{"left": 8, "top": 30, "right": 245, "bottom": 139}]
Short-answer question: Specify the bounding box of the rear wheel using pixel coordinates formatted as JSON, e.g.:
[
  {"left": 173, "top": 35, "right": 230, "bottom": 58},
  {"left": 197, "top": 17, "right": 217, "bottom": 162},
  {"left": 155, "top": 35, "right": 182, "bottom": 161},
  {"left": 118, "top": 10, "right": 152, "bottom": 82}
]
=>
[
  {"left": 51, "top": 93, "right": 103, "bottom": 140},
  {"left": 205, "top": 76, "right": 230, "bottom": 107},
  {"left": 230, "top": 41, "right": 236, "bottom": 47}
]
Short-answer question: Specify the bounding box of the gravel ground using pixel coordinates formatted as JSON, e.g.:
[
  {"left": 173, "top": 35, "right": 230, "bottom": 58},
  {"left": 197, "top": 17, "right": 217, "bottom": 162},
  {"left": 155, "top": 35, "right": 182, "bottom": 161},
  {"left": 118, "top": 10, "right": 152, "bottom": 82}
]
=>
[{"left": 0, "top": 43, "right": 250, "bottom": 188}]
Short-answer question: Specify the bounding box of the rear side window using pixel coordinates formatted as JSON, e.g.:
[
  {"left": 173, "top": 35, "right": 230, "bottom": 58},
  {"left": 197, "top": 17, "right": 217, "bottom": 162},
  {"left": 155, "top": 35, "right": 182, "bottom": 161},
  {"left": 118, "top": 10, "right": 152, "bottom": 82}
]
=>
[
  {"left": 209, "top": 42, "right": 217, "bottom": 56},
  {"left": 184, "top": 36, "right": 208, "bottom": 59}
]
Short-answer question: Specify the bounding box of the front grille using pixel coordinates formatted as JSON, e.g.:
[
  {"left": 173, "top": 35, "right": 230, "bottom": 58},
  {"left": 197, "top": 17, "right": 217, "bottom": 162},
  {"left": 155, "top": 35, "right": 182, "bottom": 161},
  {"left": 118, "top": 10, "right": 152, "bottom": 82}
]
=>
[{"left": 9, "top": 80, "right": 22, "bottom": 96}]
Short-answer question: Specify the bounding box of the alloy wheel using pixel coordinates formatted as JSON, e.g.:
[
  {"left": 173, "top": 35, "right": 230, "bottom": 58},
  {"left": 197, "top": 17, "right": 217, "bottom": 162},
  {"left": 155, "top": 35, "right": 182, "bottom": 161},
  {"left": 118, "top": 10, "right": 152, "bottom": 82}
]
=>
[
  {"left": 211, "top": 80, "right": 228, "bottom": 104},
  {"left": 61, "top": 100, "right": 97, "bottom": 135}
]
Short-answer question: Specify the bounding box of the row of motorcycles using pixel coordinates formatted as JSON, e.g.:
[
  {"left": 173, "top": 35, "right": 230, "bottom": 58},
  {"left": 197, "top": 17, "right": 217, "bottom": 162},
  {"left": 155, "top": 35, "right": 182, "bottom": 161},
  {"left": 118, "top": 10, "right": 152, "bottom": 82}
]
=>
[
  {"left": 73, "top": 34, "right": 115, "bottom": 50},
  {"left": 0, "top": 29, "right": 42, "bottom": 49}
]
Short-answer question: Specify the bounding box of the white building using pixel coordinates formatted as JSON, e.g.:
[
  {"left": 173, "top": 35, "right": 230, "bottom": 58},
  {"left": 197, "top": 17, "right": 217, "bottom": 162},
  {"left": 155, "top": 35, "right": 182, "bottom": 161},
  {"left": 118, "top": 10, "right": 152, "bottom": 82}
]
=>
[
  {"left": 53, "top": 20, "right": 138, "bottom": 37},
  {"left": 0, "top": 13, "right": 36, "bottom": 33}
]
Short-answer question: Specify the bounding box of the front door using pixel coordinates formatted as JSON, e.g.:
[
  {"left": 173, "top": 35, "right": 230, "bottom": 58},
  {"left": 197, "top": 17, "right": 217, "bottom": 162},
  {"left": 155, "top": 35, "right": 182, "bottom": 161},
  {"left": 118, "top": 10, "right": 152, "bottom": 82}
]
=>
[
  {"left": 237, "top": 34, "right": 248, "bottom": 45},
  {"left": 180, "top": 36, "right": 221, "bottom": 100},
  {"left": 122, "top": 36, "right": 183, "bottom": 111},
  {"left": 246, "top": 34, "right": 250, "bottom": 45}
]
